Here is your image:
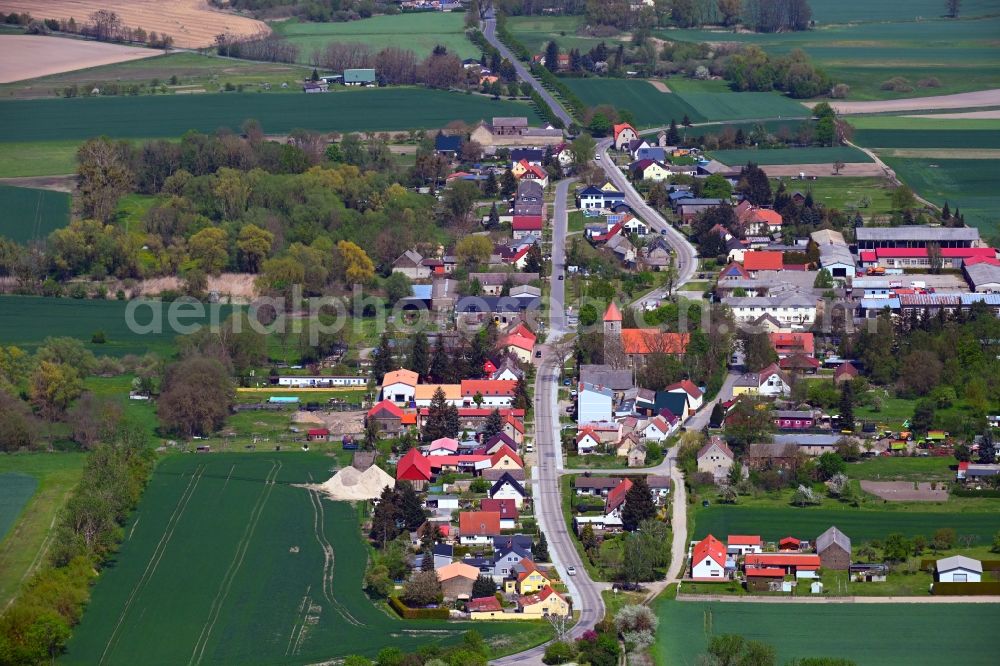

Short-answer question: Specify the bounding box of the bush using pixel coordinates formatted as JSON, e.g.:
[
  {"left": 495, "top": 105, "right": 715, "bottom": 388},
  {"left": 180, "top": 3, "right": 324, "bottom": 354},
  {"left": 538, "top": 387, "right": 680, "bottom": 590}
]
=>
[
  {"left": 91, "top": 330, "right": 106, "bottom": 344},
  {"left": 543, "top": 640, "right": 576, "bottom": 664},
  {"left": 387, "top": 596, "right": 449, "bottom": 619},
  {"left": 880, "top": 77, "right": 914, "bottom": 93}
]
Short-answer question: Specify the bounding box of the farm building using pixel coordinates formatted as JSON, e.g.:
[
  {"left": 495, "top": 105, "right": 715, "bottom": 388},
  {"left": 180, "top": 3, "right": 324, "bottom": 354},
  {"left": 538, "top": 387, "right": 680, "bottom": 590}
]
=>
[
  {"left": 936, "top": 556, "right": 983, "bottom": 583},
  {"left": 436, "top": 562, "right": 479, "bottom": 600},
  {"left": 343, "top": 68, "right": 376, "bottom": 86},
  {"left": 816, "top": 527, "right": 852, "bottom": 571},
  {"left": 855, "top": 225, "right": 979, "bottom": 250},
  {"left": 696, "top": 436, "right": 734, "bottom": 483}
]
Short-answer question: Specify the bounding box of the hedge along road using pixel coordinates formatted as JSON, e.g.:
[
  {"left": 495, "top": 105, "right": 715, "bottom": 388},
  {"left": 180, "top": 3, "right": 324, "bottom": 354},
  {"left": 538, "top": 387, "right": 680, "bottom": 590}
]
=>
[
  {"left": 63, "top": 454, "right": 525, "bottom": 665},
  {"left": 0, "top": 88, "right": 542, "bottom": 142}
]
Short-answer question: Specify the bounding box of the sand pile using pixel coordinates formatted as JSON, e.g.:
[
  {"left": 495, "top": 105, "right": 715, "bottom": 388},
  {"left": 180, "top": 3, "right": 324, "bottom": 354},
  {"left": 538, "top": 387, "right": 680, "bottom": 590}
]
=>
[{"left": 313, "top": 465, "right": 395, "bottom": 501}]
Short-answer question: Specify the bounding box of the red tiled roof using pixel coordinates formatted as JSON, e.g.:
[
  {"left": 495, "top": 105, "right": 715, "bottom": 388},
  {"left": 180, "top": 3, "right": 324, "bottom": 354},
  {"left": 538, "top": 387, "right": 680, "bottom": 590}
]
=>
[
  {"left": 835, "top": 362, "right": 859, "bottom": 379},
  {"left": 368, "top": 400, "right": 403, "bottom": 419},
  {"left": 576, "top": 427, "right": 598, "bottom": 444},
  {"left": 468, "top": 596, "right": 503, "bottom": 612},
  {"left": 770, "top": 332, "right": 815, "bottom": 356},
  {"left": 396, "top": 448, "right": 432, "bottom": 481},
  {"left": 481, "top": 498, "right": 518, "bottom": 519},
  {"left": 752, "top": 209, "right": 783, "bottom": 227},
  {"left": 746, "top": 567, "right": 786, "bottom": 578},
  {"left": 461, "top": 380, "right": 518, "bottom": 397},
  {"left": 620, "top": 330, "right": 689, "bottom": 355},
  {"left": 512, "top": 215, "right": 544, "bottom": 231},
  {"left": 693, "top": 535, "right": 726, "bottom": 568},
  {"left": 605, "top": 478, "right": 632, "bottom": 513},
  {"left": 501, "top": 333, "right": 536, "bottom": 352},
  {"left": 780, "top": 536, "right": 801, "bottom": 546},
  {"left": 400, "top": 412, "right": 417, "bottom": 425},
  {"left": 964, "top": 255, "right": 1000, "bottom": 267},
  {"left": 603, "top": 302, "right": 622, "bottom": 322},
  {"left": 728, "top": 535, "right": 762, "bottom": 546},
  {"left": 418, "top": 408, "right": 526, "bottom": 418},
  {"left": 459, "top": 511, "right": 501, "bottom": 536},
  {"left": 743, "top": 251, "right": 784, "bottom": 272},
  {"left": 875, "top": 247, "right": 996, "bottom": 259},
  {"left": 745, "top": 553, "right": 821, "bottom": 569},
  {"left": 519, "top": 585, "right": 562, "bottom": 607},
  {"left": 489, "top": 444, "right": 524, "bottom": 469},
  {"left": 859, "top": 251, "right": 877, "bottom": 263},
  {"left": 613, "top": 123, "right": 636, "bottom": 140},
  {"left": 780, "top": 354, "right": 821, "bottom": 370},
  {"left": 504, "top": 415, "right": 525, "bottom": 433},
  {"left": 666, "top": 379, "right": 703, "bottom": 399}
]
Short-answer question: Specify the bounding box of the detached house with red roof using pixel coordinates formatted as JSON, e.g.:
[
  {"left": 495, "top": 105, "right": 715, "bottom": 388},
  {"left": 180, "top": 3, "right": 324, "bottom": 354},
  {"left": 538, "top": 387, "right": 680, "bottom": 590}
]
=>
[
  {"left": 576, "top": 427, "right": 601, "bottom": 454},
  {"left": 513, "top": 160, "right": 549, "bottom": 188},
  {"left": 742, "top": 251, "right": 784, "bottom": 275},
  {"left": 691, "top": 535, "right": 728, "bottom": 580},
  {"left": 769, "top": 332, "right": 815, "bottom": 359},
  {"left": 512, "top": 215, "right": 544, "bottom": 240},
  {"left": 572, "top": 477, "right": 631, "bottom": 532},
  {"left": 666, "top": 380, "right": 704, "bottom": 415},
  {"left": 396, "top": 448, "right": 433, "bottom": 489},
  {"left": 613, "top": 122, "right": 638, "bottom": 151},
  {"left": 499, "top": 323, "right": 537, "bottom": 363},
  {"left": 461, "top": 380, "right": 518, "bottom": 408},
  {"left": 459, "top": 510, "right": 502, "bottom": 545}
]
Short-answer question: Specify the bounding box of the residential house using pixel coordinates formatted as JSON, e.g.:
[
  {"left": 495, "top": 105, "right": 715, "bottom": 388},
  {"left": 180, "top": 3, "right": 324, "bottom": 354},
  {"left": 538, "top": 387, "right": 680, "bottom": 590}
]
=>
[
  {"left": 578, "top": 382, "right": 614, "bottom": 424},
  {"left": 677, "top": 198, "right": 723, "bottom": 224},
  {"left": 513, "top": 160, "right": 549, "bottom": 188},
  {"left": 469, "top": 272, "right": 539, "bottom": 296},
  {"left": 727, "top": 535, "right": 763, "bottom": 556},
  {"left": 834, "top": 362, "right": 859, "bottom": 383},
  {"left": 666, "top": 380, "right": 704, "bottom": 415},
  {"left": 426, "top": 437, "right": 460, "bottom": 456},
  {"left": 936, "top": 555, "right": 983, "bottom": 583},
  {"left": 577, "top": 184, "right": 624, "bottom": 210},
  {"left": 436, "top": 561, "right": 480, "bottom": 600},
  {"left": 489, "top": 445, "right": 524, "bottom": 473},
  {"left": 723, "top": 291, "right": 818, "bottom": 328},
  {"left": 697, "top": 436, "right": 734, "bottom": 483},
  {"left": 691, "top": 535, "right": 727, "bottom": 580},
  {"left": 489, "top": 543, "right": 532, "bottom": 581},
  {"left": 507, "top": 559, "right": 551, "bottom": 595},
  {"left": 413, "top": 384, "right": 462, "bottom": 408},
  {"left": 732, "top": 364, "right": 791, "bottom": 398},
  {"left": 816, "top": 527, "right": 852, "bottom": 571},
  {"left": 381, "top": 369, "right": 419, "bottom": 405},
  {"left": 615, "top": 432, "right": 643, "bottom": 458},
  {"left": 366, "top": 400, "right": 406, "bottom": 435},
  {"left": 396, "top": 448, "right": 433, "bottom": 489},
  {"left": 425, "top": 495, "right": 460, "bottom": 512},
  {"left": 774, "top": 433, "right": 842, "bottom": 456},
  {"left": 742, "top": 251, "right": 784, "bottom": 275},
  {"left": 635, "top": 146, "right": 666, "bottom": 162},
  {"left": 779, "top": 354, "right": 821, "bottom": 374},
  {"left": 642, "top": 236, "right": 674, "bottom": 271},
  {"left": 502, "top": 414, "right": 525, "bottom": 444},
  {"left": 511, "top": 148, "right": 545, "bottom": 166},
  {"left": 613, "top": 123, "right": 638, "bottom": 151},
  {"left": 518, "top": 586, "right": 569, "bottom": 617},
  {"left": 769, "top": 332, "right": 814, "bottom": 359},
  {"left": 459, "top": 510, "right": 502, "bottom": 545},
  {"left": 499, "top": 323, "right": 537, "bottom": 363},
  {"left": 736, "top": 202, "right": 783, "bottom": 236},
  {"left": 489, "top": 472, "right": 527, "bottom": 507},
  {"left": 641, "top": 416, "right": 675, "bottom": 442},
  {"left": 434, "top": 133, "right": 463, "bottom": 157},
  {"left": 468, "top": 596, "right": 504, "bottom": 619},
  {"left": 633, "top": 390, "right": 688, "bottom": 425},
  {"left": 603, "top": 302, "right": 689, "bottom": 366},
  {"left": 481, "top": 498, "right": 519, "bottom": 530},
  {"left": 744, "top": 553, "right": 820, "bottom": 575},
  {"left": 461, "top": 380, "right": 518, "bottom": 407},
  {"left": 306, "top": 428, "right": 331, "bottom": 442},
  {"left": 629, "top": 159, "right": 672, "bottom": 182},
  {"left": 393, "top": 249, "right": 431, "bottom": 280},
  {"left": 576, "top": 427, "right": 601, "bottom": 454},
  {"left": 512, "top": 215, "right": 544, "bottom": 239},
  {"left": 648, "top": 476, "right": 671, "bottom": 504},
  {"left": 627, "top": 443, "right": 647, "bottom": 467}
]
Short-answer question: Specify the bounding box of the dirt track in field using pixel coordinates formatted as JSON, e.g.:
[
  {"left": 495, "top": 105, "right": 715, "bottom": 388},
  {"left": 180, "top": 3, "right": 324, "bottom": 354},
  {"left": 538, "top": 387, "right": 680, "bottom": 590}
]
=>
[
  {"left": 904, "top": 109, "right": 1000, "bottom": 119},
  {"left": 761, "top": 163, "right": 886, "bottom": 177},
  {"left": 0, "top": 1, "right": 268, "bottom": 49},
  {"left": 811, "top": 89, "right": 1000, "bottom": 115},
  {"left": 0, "top": 35, "right": 157, "bottom": 83},
  {"left": 647, "top": 80, "right": 672, "bottom": 93}
]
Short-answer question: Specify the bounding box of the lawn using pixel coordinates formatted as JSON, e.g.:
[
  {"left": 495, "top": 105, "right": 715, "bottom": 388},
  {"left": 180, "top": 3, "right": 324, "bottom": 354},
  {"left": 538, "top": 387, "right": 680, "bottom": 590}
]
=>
[
  {"left": 0, "top": 52, "right": 313, "bottom": 99},
  {"left": 0, "top": 184, "right": 71, "bottom": 243},
  {"left": 658, "top": 15, "right": 1000, "bottom": 100},
  {"left": 273, "top": 14, "right": 477, "bottom": 62},
  {"left": 693, "top": 504, "right": 1000, "bottom": 543},
  {"left": 777, "top": 176, "right": 895, "bottom": 215},
  {"left": 0, "top": 88, "right": 542, "bottom": 142},
  {"left": 505, "top": 15, "right": 616, "bottom": 56},
  {"left": 710, "top": 146, "right": 872, "bottom": 165},
  {"left": 0, "top": 295, "right": 236, "bottom": 356},
  {"left": 847, "top": 456, "right": 956, "bottom": 481},
  {"left": 653, "top": 599, "right": 1000, "bottom": 665},
  {"left": 63, "top": 453, "right": 541, "bottom": 664},
  {"left": 879, "top": 156, "right": 1000, "bottom": 238},
  {"left": 0, "top": 453, "right": 87, "bottom": 607},
  {"left": 0, "top": 139, "right": 82, "bottom": 177},
  {"left": 561, "top": 78, "right": 704, "bottom": 128}
]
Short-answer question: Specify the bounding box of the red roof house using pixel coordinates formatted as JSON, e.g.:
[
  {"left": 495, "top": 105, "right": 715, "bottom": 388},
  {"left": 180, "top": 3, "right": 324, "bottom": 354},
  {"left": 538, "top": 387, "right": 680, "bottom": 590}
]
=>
[
  {"left": 396, "top": 448, "right": 432, "bottom": 484},
  {"left": 743, "top": 251, "right": 784, "bottom": 272},
  {"left": 605, "top": 478, "right": 633, "bottom": 515},
  {"left": 468, "top": 596, "right": 503, "bottom": 613},
  {"left": 769, "top": 332, "right": 815, "bottom": 358},
  {"left": 459, "top": 510, "right": 502, "bottom": 538}
]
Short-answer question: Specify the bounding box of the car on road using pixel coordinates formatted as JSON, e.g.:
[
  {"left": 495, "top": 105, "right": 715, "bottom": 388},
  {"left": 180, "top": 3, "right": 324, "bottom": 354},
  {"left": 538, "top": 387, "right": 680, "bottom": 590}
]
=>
[
  {"left": 535, "top": 350, "right": 542, "bottom": 358},
  {"left": 558, "top": 275, "right": 563, "bottom": 280},
  {"left": 567, "top": 566, "right": 577, "bottom": 575},
  {"left": 594, "top": 154, "right": 601, "bottom": 160}
]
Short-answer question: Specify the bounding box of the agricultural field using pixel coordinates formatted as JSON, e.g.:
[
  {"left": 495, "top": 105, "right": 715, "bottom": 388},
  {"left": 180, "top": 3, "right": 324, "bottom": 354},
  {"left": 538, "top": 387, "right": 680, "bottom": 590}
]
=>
[
  {"left": 0, "top": 139, "right": 82, "bottom": 177},
  {"left": 561, "top": 78, "right": 704, "bottom": 127},
  {"left": 505, "top": 15, "right": 618, "bottom": 56},
  {"left": 659, "top": 15, "right": 1000, "bottom": 100},
  {"left": 847, "top": 456, "right": 956, "bottom": 482},
  {"left": 63, "top": 453, "right": 540, "bottom": 664},
  {"left": 654, "top": 599, "right": 1000, "bottom": 665},
  {"left": 693, "top": 504, "right": 1000, "bottom": 543},
  {"left": 854, "top": 129, "right": 1000, "bottom": 149},
  {"left": 805, "top": 0, "right": 1000, "bottom": 23},
  {"left": 0, "top": 295, "right": 236, "bottom": 356},
  {"left": 0, "top": 88, "right": 541, "bottom": 142},
  {"left": 879, "top": 156, "right": 1000, "bottom": 238},
  {"left": 668, "top": 89, "right": 809, "bottom": 123},
  {"left": 0, "top": 35, "right": 157, "bottom": 84},
  {"left": 0, "top": 51, "right": 314, "bottom": 99},
  {"left": 0, "top": 453, "right": 87, "bottom": 607},
  {"left": 709, "top": 146, "right": 872, "bottom": 165},
  {"left": 0, "top": 0, "right": 267, "bottom": 49},
  {"left": 773, "top": 176, "right": 895, "bottom": 215},
  {"left": 0, "top": 184, "right": 70, "bottom": 243},
  {"left": 273, "top": 14, "right": 478, "bottom": 62}
]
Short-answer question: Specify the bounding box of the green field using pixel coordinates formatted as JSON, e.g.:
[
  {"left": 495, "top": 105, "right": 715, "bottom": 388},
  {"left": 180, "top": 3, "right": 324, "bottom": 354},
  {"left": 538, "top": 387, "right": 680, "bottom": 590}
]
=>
[
  {"left": 659, "top": 15, "right": 1000, "bottom": 100},
  {"left": 0, "top": 184, "right": 71, "bottom": 243},
  {"left": 0, "top": 296, "right": 237, "bottom": 356},
  {"left": 855, "top": 129, "right": 1000, "bottom": 149},
  {"left": 0, "top": 88, "right": 541, "bottom": 142},
  {"left": 0, "top": 473, "right": 37, "bottom": 542},
  {"left": 673, "top": 90, "right": 808, "bottom": 123},
  {"left": 0, "top": 140, "right": 82, "bottom": 178},
  {"left": 273, "top": 14, "right": 477, "bottom": 62},
  {"left": 694, "top": 504, "right": 1000, "bottom": 543},
  {"left": 775, "top": 176, "right": 895, "bottom": 214},
  {"left": 849, "top": 115, "right": 1000, "bottom": 131},
  {"left": 505, "top": 15, "right": 617, "bottom": 56},
  {"left": 0, "top": 453, "right": 87, "bottom": 607},
  {"left": 0, "top": 52, "right": 313, "bottom": 100},
  {"left": 654, "top": 599, "right": 1000, "bottom": 665},
  {"left": 710, "top": 146, "right": 872, "bottom": 165},
  {"left": 562, "top": 78, "right": 704, "bottom": 127},
  {"left": 848, "top": 456, "right": 955, "bottom": 481},
  {"left": 806, "top": 0, "right": 1000, "bottom": 22},
  {"left": 880, "top": 156, "right": 1000, "bottom": 237},
  {"left": 64, "top": 453, "right": 534, "bottom": 664}
]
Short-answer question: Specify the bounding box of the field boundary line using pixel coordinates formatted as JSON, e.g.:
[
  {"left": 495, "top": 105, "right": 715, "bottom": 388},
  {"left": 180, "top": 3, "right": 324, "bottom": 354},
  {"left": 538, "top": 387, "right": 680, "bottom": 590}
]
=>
[
  {"left": 189, "top": 460, "right": 282, "bottom": 666},
  {"left": 100, "top": 464, "right": 206, "bottom": 665},
  {"left": 286, "top": 585, "right": 312, "bottom": 656},
  {"left": 306, "top": 484, "right": 362, "bottom": 627},
  {"left": 2, "top": 485, "right": 73, "bottom": 611}
]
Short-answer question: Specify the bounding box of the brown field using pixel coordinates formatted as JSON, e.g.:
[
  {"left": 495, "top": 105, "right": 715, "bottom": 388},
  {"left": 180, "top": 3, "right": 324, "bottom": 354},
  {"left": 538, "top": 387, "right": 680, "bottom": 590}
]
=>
[
  {"left": 762, "top": 163, "right": 886, "bottom": 177},
  {"left": 0, "top": 35, "right": 157, "bottom": 83},
  {"left": 647, "top": 80, "right": 672, "bottom": 93},
  {"left": 809, "top": 88, "right": 1000, "bottom": 115},
  {"left": 0, "top": 0, "right": 268, "bottom": 49},
  {"left": 860, "top": 481, "right": 948, "bottom": 502}
]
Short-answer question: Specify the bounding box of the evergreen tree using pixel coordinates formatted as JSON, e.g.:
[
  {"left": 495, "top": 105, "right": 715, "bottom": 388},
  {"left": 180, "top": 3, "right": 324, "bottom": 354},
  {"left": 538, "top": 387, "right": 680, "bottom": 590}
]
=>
[
  {"left": 364, "top": 416, "right": 380, "bottom": 450},
  {"left": 397, "top": 481, "right": 426, "bottom": 531},
  {"left": 709, "top": 401, "right": 726, "bottom": 428},
  {"left": 682, "top": 114, "right": 691, "bottom": 127},
  {"left": 979, "top": 430, "right": 995, "bottom": 464},
  {"left": 532, "top": 531, "right": 550, "bottom": 562},
  {"left": 445, "top": 403, "right": 461, "bottom": 439},
  {"left": 736, "top": 162, "right": 772, "bottom": 206},
  {"left": 482, "top": 409, "right": 504, "bottom": 440},
  {"left": 581, "top": 523, "right": 598, "bottom": 552},
  {"left": 484, "top": 171, "right": 498, "bottom": 197},
  {"left": 423, "top": 387, "right": 452, "bottom": 441},
  {"left": 666, "top": 119, "right": 680, "bottom": 145},
  {"left": 311, "top": 68, "right": 319, "bottom": 81},
  {"left": 429, "top": 335, "right": 450, "bottom": 383},
  {"left": 513, "top": 378, "right": 530, "bottom": 411},
  {"left": 500, "top": 170, "right": 517, "bottom": 197},
  {"left": 941, "top": 201, "right": 951, "bottom": 220},
  {"left": 409, "top": 332, "right": 430, "bottom": 380},
  {"left": 545, "top": 40, "right": 560, "bottom": 72},
  {"left": 524, "top": 245, "right": 543, "bottom": 274},
  {"left": 839, "top": 381, "right": 855, "bottom": 432},
  {"left": 472, "top": 574, "right": 496, "bottom": 598},
  {"left": 485, "top": 201, "right": 500, "bottom": 229},
  {"left": 735, "top": 128, "right": 746, "bottom": 145},
  {"left": 369, "top": 486, "right": 400, "bottom": 547},
  {"left": 621, "top": 477, "right": 657, "bottom": 532},
  {"left": 421, "top": 549, "right": 435, "bottom": 571},
  {"left": 371, "top": 333, "right": 397, "bottom": 384}
]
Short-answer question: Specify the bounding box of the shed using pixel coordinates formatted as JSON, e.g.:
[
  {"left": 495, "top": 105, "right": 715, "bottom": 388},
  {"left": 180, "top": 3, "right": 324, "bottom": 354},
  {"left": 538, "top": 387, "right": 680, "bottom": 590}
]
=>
[
  {"left": 815, "top": 526, "right": 851, "bottom": 570},
  {"left": 936, "top": 555, "right": 983, "bottom": 583}
]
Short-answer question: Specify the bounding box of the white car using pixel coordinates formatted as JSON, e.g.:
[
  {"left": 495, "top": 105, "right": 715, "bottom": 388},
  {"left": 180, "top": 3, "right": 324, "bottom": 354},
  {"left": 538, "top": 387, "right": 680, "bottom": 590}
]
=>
[
  {"left": 567, "top": 566, "right": 577, "bottom": 576},
  {"left": 594, "top": 153, "right": 601, "bottom": 160}
]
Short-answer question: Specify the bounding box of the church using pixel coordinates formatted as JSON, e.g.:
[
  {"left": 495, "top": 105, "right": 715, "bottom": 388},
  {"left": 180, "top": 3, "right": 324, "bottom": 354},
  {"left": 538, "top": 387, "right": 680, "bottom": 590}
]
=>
[{"left": 603, "top": 302, "right": 689, "bottom": 366}]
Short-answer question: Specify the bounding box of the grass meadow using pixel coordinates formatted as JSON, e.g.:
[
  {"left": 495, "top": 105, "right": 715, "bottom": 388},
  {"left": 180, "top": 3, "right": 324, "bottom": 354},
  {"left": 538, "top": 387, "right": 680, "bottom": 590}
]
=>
[
  {"left": 0, "top": 184, "right": 71, "bottom": 243},
  {"left": 0, "top": 88, "right": 541, "bottom": 142},
  {"left": 63, "top": 453, "right": 544, "bottom": 664},
  {"left": 506, "top": 15, "right": 617, "bottom": 55},
  {"left": 0, "top": 453, "right": 87, "bottom": 607},
  {"left": 0, "top": 140, "right": 81, "bottom": 177},
  {"left": 774, "top": 176, "right": 895, "bottom": 215},
  {"left": 273, "top": 13, "right": 478, "bottom": 62},
  {"left": 654, "top": 599, "right": 1000, "bottom": 665},
  {"left": 561, "top": 78, "right": 704, "bottom": 127},
  {"left": 709, "top": 146, "right": 872, "bottom": 165}
]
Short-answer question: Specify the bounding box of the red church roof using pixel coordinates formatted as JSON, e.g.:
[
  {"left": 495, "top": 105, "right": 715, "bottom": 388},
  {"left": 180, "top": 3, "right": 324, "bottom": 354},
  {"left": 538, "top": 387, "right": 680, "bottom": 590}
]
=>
[{"left": 603, "top": 301, "right": 622, "bottom": 322}]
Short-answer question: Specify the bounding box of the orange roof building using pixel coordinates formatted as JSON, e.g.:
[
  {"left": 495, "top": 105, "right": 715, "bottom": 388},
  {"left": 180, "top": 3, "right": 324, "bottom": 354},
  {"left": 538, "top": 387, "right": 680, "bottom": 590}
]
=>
[
  {"left": 743, "top": 251, "right": 784, "bottom": 272},
  {"left": 459, "top": 510, "right": 502, "bottom": 537}
]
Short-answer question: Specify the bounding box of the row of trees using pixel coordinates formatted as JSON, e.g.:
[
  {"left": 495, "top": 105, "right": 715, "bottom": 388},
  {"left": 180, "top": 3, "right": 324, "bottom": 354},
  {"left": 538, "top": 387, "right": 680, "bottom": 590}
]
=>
[
  {"left": 309, "top": 43, "right": 474, "bottom": 89},
  {"left": 215, "top": 31, "right": 299, "bottom": 63},
  {"left": 7, "top": 9, "right": 174, "bottom": 48}
]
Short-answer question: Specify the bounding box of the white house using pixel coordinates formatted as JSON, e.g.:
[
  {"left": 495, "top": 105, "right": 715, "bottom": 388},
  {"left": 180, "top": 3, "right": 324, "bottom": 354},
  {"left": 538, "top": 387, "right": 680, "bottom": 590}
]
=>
[
  {"left": 696, "top": 436, "right": 734, "bottom": 482},
  {"left": 576, "top": 428, "right": 601, "bottom": 454},
  {"left": 578, "top": 382, "right": 614, "bottom": 423},
  {"left": 727, "top": 535, "right": 763, "bottom": 556},
  {"left": 489, "top": 472, "right": 527, "bottom": 508},
  {"left": 723, "top": 291, "right": 818, "bottom": 328},
  {"left": 691, "top": 535, "right": 727, "bottom": 580},
  {"left": 641, "top": 417, "right": 674, "bottom": 442},
  {"left": 381, "top": 369, "right": 419, "bottom": 404},
  {"left": 613, "top": 123, "right": 638, "bottom": 151},
  {"left": 757, "top": 364, "right": 791, "bottom": 397},
  {"left": 622, "top": 216, "right": 649, "bottom": 236},
  {"left": 936, "top": 555, "right": 983, "bottom": 583},
  {"left": 666, "top": 380, "right": 704, "bottom": 415}
]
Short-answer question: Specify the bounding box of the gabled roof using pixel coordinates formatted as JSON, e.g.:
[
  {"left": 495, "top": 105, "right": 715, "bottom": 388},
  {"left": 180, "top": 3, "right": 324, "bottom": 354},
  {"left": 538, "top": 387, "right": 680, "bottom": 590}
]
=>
[
  {"left": 462, "top": 379, "right": 518, "bottom": 397},
  {"left": 834, "top": 362, "right": 859, "bottom": 379},
  {"left": 613, "top": 122, "right": 637, "bottom": 140},
  {"left": 770, "top": 332, "right": 815, "bottom": 355},
  {"left": 666, "top": 380, "right": 703, "bottom": 399},
  {"left": 780, "top": 354, "right": 821, "bottom": 370},
  {"left": 490, "top": 472, "right": 526, "bottom": 497},
  {"left": 697, "top": 436, "right": 733, "bottom": 461},
  {"left": 459, "top": 510, "right": 501, "bottom": 536},
  {"left": 719, "top": 262, "right": 751, "bottom": 280},
  {"left": 743, "top": 251, "right": 784, "bottom": 272},
  {"left": 368, "top": 400, "right": 404, "bottom": 419},
  {"left": 512, "top": 215, "right": 544, "bottom": 231},
  {"left": 645, "top": 416, "right": 670, "bottom": 434},
  {"left": 414, "top": 384, "right": 462, "bottom": 401},
  {"left": 504, "top": 414, "right": 525, "bottom": 433},
  {"left": 397, "top": 448, "right": 432, "bottom": 482},
  {"left": 937, "top": 555, "right": 983, "bottom": 573},
  {"left": 605, "top": 478, "right": 632, "bottom": 513},
  {"left": 490, "top": 444, "right": 524, "bottom": 469},
  {"left": 620, "top": 330, "right": 689, "bottom": 355},
  {"left": 693, "top": 535, "right": 726, "bottom": 568},
  {"left": 468, "top": 596, "right": 502, "bottom": 612},
  {"left": 382, "top": 369, "right": 419, "bottom": 387},
  {"left": 758, "top": 363, "right": 789, "bottom": 385},
  {"left": 728, "top": 535, "right": 762, "bottom": 546},
  {"left": 436, "top": 561, "right": 480, "bottom": 582},
  {"left": 519, "top": 585, "right": 563, "bottom": 607},
  {"left": 481, "top": 498, "right": 518, "bottom": 519},
  {"left": 745, "top": 553, "right": 821, "bottom": 568},
  {"left": 429, "top": 437, "right": 459, "bottom": 452},
  {"left": 816, "top": 526, "right": 851, "bottom": 553},
  {"left": 435, "top": 134, "right": 463, "bottom": 152}
]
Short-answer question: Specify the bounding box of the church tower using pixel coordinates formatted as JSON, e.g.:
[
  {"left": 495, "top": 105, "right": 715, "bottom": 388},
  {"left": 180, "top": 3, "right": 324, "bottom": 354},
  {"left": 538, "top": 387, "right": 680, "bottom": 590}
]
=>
[{"left": 603, "top": 301, "right": 622, "bottom": 361}]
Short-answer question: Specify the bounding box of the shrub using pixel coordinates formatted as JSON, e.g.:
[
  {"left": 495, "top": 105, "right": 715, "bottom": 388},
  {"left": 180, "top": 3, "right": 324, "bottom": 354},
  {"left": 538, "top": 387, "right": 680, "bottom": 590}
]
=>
[
  {"left": 387, "top": 596, "right": 449, "bottom": 619},
  {"left": 543, "top": 640, "right": 576, "bottom": 664},
  {"left": 91, "top": 330, "right": 106, "bottom": 344},
  {"left": 880, "top": 77, "right": 914, "bottom": 93},
  {"left": 917, "top": 77, "right": 941, "bottom": 88}
]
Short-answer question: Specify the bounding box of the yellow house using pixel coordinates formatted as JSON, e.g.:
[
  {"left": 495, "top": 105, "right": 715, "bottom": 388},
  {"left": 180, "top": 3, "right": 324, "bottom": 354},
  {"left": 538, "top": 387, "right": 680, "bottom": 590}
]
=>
[
  {"left": 515, "top": 562, "right": 552, "bottom": 595},
  {"left": 599, "top": 181, "right": 619, "bottom": 193},
  {"left": 518, "top": 586, "right": 569, "bottom": 617},
  {"left": 510, "top": 161, "right": 529, "bottom": 178},
  {"left": 639, "top": 161, "right": 671, "bottom": 182}
]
